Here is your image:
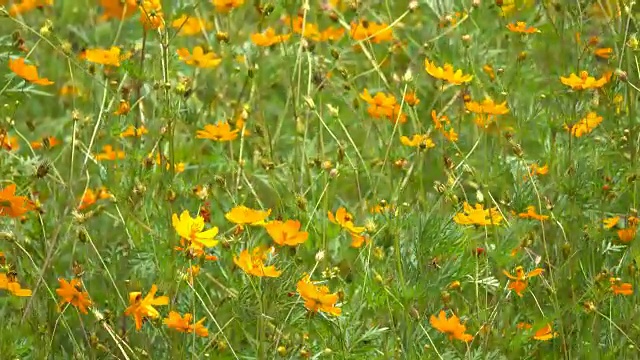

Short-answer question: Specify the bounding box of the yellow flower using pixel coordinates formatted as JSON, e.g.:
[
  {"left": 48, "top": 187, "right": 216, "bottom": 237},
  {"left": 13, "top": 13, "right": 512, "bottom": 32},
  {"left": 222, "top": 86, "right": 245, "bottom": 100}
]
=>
[
  {"left": 564, "top": 112, "right": 603, "bottom": 137},
  {"left": 56, "top": 278, "right": 92, "bottom": 314},
  {"left": 212, "top": 0, "right": 245, "bottom": 13},
  {"left": 0, "top": 272, "right": 32, "bottom": 297},
  {"left": 171, "top": 15, "right": 212, "bottom": 36},
  {"left": 506, "top": 22, "right": 539, "bottom": 34},
  {"left": 424, "top": 59, "right": 473, "bottom": 85},
  {"left": 503, "top": 266, "right": 544, "bottom": 297},
  {"left": 177, "top": 46, "right": 222, "bottom": 68},
  {"left": 8, "top": 57, "right": 54, "bottom": 86},
  {"left": 328, "top": 207, "right": 366, "bottom": 233},
  {"left": 453, "top": 202, "right": 503, "bottom": 226},
  {"left": 82, "top": 47, "right": 132, "bottom": 67},
  {"left": 124, "top": 284, "right": 169, "bottom": 330},
  {"left": 164, "top": 311, "right": 209, "bottom": 337},
  {"left": 225, "top": 205, "right": 271, "bottom": 226},
  {"left": 120, "top": 125, "right": 148, "bottom": 138},
  {"left": 233, "top": 247, "right": 282, "bottom": 277},
  {"left": 465, "top": 98, "right": 509, "bottom": 115},
  {"left": 251, "top": 27, "right": 291, "bottom": 47},
  {"left": 429, "top": 310, "right": 473, "bottom": 342},
  {"left": 560, "top": 71, "right": 611, "bottom": 90},
  {"left": 400, "top": 134, "right": 435, "bottom": 149},
  {"left": 95, "top": 145, "right": 125, "bottom": 161},
  {"left": 265, "top": 220, "right": 309, "bottom": 246},
  {"left": 196, "top": 122, "right": 239, "bottom": 141},
  {"left": 296, "top": 274, "right": 341, "bottom": 316},
  {"left": 518, "top": 206, "right": 549, "bottom": 221},
  {"left": 172, "top": 210, "right": 219, "bottom": 249},
  {"left": 139, "top": 0, "right": 164, "bottom": 30},
  {"left": 533, "top": 323, "right": 558, "bottom": 341},
  {"left": 349, "top": 21, "right": 393, "bottom": 43},
  {"left": 603, "top": 216, "right": 620, "bottom": 229}
]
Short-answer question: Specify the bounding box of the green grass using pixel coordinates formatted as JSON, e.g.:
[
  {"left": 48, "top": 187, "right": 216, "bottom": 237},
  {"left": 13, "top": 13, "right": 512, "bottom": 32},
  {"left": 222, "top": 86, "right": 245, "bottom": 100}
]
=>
[{"left": 1, "top": 0, "right": 640, "bottom": 358}]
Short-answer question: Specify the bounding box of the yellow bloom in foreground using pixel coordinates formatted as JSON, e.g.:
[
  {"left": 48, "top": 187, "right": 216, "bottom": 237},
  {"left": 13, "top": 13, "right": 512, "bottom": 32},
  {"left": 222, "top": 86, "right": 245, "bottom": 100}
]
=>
[
  {"left": 430, "top": 310, "right": 473, "bottom": 342},
  {"left": 0, "top": 272, "right": 32, "bottom": 297},
  {"left": 565, "top": 112, "right": 603, "bottom": 137},
  {"left": 177, "top": 46, "right": 222, "bottom": 68},
  {"left": 465, "top": 98, "right": 509, "bottom": 115},
  {"left": 296, "top": 274, "right": 341, "bottom": 316},
  {"left": 560, "top": 70, "right": 611, "bottom": 90},
  {"left": 196, "top": 122, "right": 239, "bottom": 141},
  {"left": 172, "top": 210, "right": 219, "bottom": 249},
  {"left": 139, "top": 0, "right": 165, "bottom": 30},
  {"left": 164, "top": 311, "right": 209, "bottom": 337},
  {"left": 400, "top": 134, "right": 435, "bottom": 149},
  {"left": 233, "top": 247, "right": 282, "bottom": 277},
  {"left": 265, "top": 220, "right": 309, "bottom": 246},
  {"left": 424, "top": 59, "right": 473, "bottom": 85},
  {"left": 124, "top": 284, "right": 169, "bottom": 330},
  {"left": 82, "top": 47, "right": 132, "bottom": 67},
  {"left": 225, "top": 205, "right": 271, "bottom": 226},
  {"left": 533, "top": 323, "right": 558, "bottom": 341},
  {"left": 328, "top": 207, "right": 366, "bottom": 233},
  {"left": 8, "top": 57, "right": 54, "bottom": 86},
  {"left": 453, "top": 202, "right": 503, "bottom": 226}
]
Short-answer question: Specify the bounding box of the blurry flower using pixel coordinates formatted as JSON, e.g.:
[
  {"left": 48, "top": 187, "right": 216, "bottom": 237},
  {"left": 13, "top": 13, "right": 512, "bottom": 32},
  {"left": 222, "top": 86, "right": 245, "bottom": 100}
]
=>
[
  {"left": 560, "top": 70, "right": 611, "bottom": 90},
  {"left": 56, "top": 278, "right": 92, "bottom": 314},
  {"left": 0, "top": 272, "right": 32, "bottom": 297},
  {"left": 6, "top": 0, "right": 53, "bottom": 16},
  {"left": 349, "top": 232, "right": 369, "bottom": 248},
  {"left": 78, "top": 187, "right": 112, "bottom": 210},
  {"left": 124, "top": 284, "right": 169, "bottom": 330},
  {"left": 610, "top": 277, "right": 633, "bottom": 295},
  {"left": 0, "top": 184, "right": 34, "bottom": 218},
  {"left": 453, "top": 202, "right": 503, "bottom": 226},
  {"left": 8, "top": 57, "right": 53, "bottom": 85},
  {"left": 528, "top": 163, "right": 548, "bottom": 179},
  {"left": 114, "top": 100, "right": 131, "bottom": 115},
  {"left": 225, "top": 205, "right": 271, "bottom": 226},
  {"left": 0, "top": 133, "right": 19, "bottom": 151},
  {"left": 603, "top": 216, "right": 620, "bottom": 229},
  {"left": 499, "top": 0, "right": 535, "bottom": 16},
  {"left": 503, "top": 266, "right": 543, "bottom": 297},
  {"left": 431, "top": 110, "right": 458, "bottom": 142},
  {"left": 400, "top": 134, "right": 435, "bottom": 149},
  {"left": 233, "top": 247, "right": 282, "bottom": 277},
  {"left": 213, "top": 0, "right": 245, "bottom": 13},
  {"left": 296, "top": 274, "right": 341, "bottom": 316},
  {"left": 465, "top": 98, "right": 509, "bottom": 115},
  {"left": 424, "top": 59, "right": 472, "bottom": 85},
  {"left": 139, "top": 0, "right": 164, "bottom": 30},
  {"left": 518, "top": 206, "right": 549, "bottom": 221},
  {"left": 265, "top": 220, "right": 309, "bottom": 246},
  {"left": 99, "top": 0, "right": 138, "bottom": 20},
  {"left": 120, "top": 125, "right": 148, "bottom": 138},
  {"left": 533, "top": 323, "right": 557, "bottom": 341},
  {"left": 81, "top": 47, "right": 132, "bottom": 67},
  {"left": 164, "top": 311, "right": 209, "bottom": 337},
  {"left": 177, "top": 46, "right": 222, "bottom": 68},
  {"left": 251, "top": 27, "right": 291, "bottom": 46},
  {"left": 95, "top": 145, "right": 125, "bottom": 161},
  {"left": 403, "top": 91, "right": 420, "bottom": 106},
  {"left": 30, "top": 136, "right": 60, "bottom": 150},
  {"left": 617, "top": 227, "right": 636, "bottom": 243},
  {"left": 594, "top": 47, "right": 613, "bottom": 59},
  {"left": 171, "top": 15, "right": 212, "bottom": 36},
  {"left": 564, "top": 112, "right": 603, "bottom": 137},
  {"left": 429, "top": 310, "right": 473, "bottom": 342},
  {"left": 196, "top": 122, "right": 239, "bottom": 141},
  {"left": 172, "top": 210, "right": 219, "bottom": 250},
  {"left": 350, "top": 21, "right": 393, "bottom": 43},
  {"left": 359, "top": 89, "right": 406, "bottom": 123},
  {"left": 506, "top": 22, "right": 539, "bottom": 34},
  {"left": 328, "top": 207, "right": 366, "bottom": 233}
]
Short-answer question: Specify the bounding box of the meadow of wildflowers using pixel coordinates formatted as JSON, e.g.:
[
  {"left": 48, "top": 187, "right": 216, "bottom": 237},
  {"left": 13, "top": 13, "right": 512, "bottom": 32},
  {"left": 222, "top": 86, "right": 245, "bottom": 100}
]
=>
[{"left": 1, "top": 0, "right": 640, "bottom": 358}]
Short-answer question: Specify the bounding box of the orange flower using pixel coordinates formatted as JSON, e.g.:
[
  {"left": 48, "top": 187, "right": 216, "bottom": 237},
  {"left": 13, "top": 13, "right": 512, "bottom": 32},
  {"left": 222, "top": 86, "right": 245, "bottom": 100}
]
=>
[
  {"left": 594, "top": 47, "right": 613, "bottom": 59},
  {"left": 296, "top": 274, "right": 341, "bottom": 316},
  {"left": 400, "top": 134, "right": 435, "bottom": 149},
  {"left": 465, "top": 98, "right": 509, "bottom": 115},
  {"left": 265, "top": 220, "right": 309, "bottom": 246},
  {"left": 560, "top": 70, "right": 611, "bottom": 90},
  {"left": 403, "top": 91, "right": 420, "bottom": 106},
  {"left": 359, "top": 89, "right": 406, "bottom": 123},
  {"left": 0, "top": 132, "right": 20, "bottom": 151},
  {"left": 431, "top": 110, "right": 458, "bottom": 142},
  {"left": 453, "top": 202, "right": 503, "bottom": 226},
  {"left": 78, "top": 187, "right": 112, "bottom": 210},
  {"left": 328, "top": 207, "right": 366, "bottom": 233},
  {"left": 528, "top": 163, "right": 548, "bottom": 178},
  {"left": 213, "top": 0, "right": 245, "bottom": 13},
  {"left": 120, "top": 125, "right": 148, "bottom": 138},
  {"left": 177, "top": 46, "right": 222, "bottom": 68},
  {"left": 0, "top": 272, "right": 32, "bottom": 297},
  {"left": 56, "top": 278, "right": 92, "bottom": 314},
  {"left": 349, "top": 232, "right": 369, "bottom": 248},
  {"left": 617, "top": 227, "right": 636, "bottom": 243},
  {"left": 233, "top": 247, "right": 282, "bottom": 277},
  {"left": 114, "top": 100, "right": 131, "bottom": 115},
  {"left": 319, "top": 27, "right": 345, "bottom": 42},
  {"left": 225, "top": 205, "right": 271, "bottom": 226},
  {"left": 518, "top": 206, "right": 549, "bottom": 221},
  {"left": 424, "top": 59, "right": 473, "bottom": 85},
  {"left": 610, "top": 277, "right": 633, "bottom": 295},
  {"left": 349, "top": 21, "right": 393, "bottom": 43},
  {"left": 603, "top": 216, "right": 620, "bottom": 229},
  {"left": 8, "top": 57, "right": 53, "bottom": 86},
  {"left": 564, "top": 112, "right": 603, "bottom": 137},
  {"left": 429, "top": 310, "right": 473, "bottom": 342},
  {"left": 139, "top": 0, "right": 164, "bottom": 30},
  {"left": 98, "top": 0, "right": 138, "bottom": 20},
  {"left": 0, "top": 184, "right": 33, "bottom": 218},
  {"left": 30, "top": 136, "right": 60, "bottom": 150},
  {"left": 124, "top": 285, "right": 169, "bottom": 330},
  {"left": 533, "top": 323, "right": 557, "bottom": 341},
  {"left": 6, "top": 0, "right": 53, "bottom": 16},
  {"left": 171, "top": 15, "right": 212, "bottom": 36},
  {"left": 164, "top": 311, "right": 209, "bottom": 337},
  {"left": 506, "top": 22, "right": 539, "bottom": 34},
  {"left": 251, "top": 27, "right": 291, "bottom": 47},
  {"left": 503, "top": 266, "right": 544, "bottom": 297},
  {"left": 95, "top": 145, "right": 125, "bottom": 161},
  {"left": 172, "top": 210, "right": 219, "bottom": 250},
  {"left": 82, "top": 47, "right": 132, "bottom": 67},
  {"left": 196, "top": 122, "right": 239, "bottom": 141},
  {"left": 174, "top": 238, "right": 219, "bottom": 261}
]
